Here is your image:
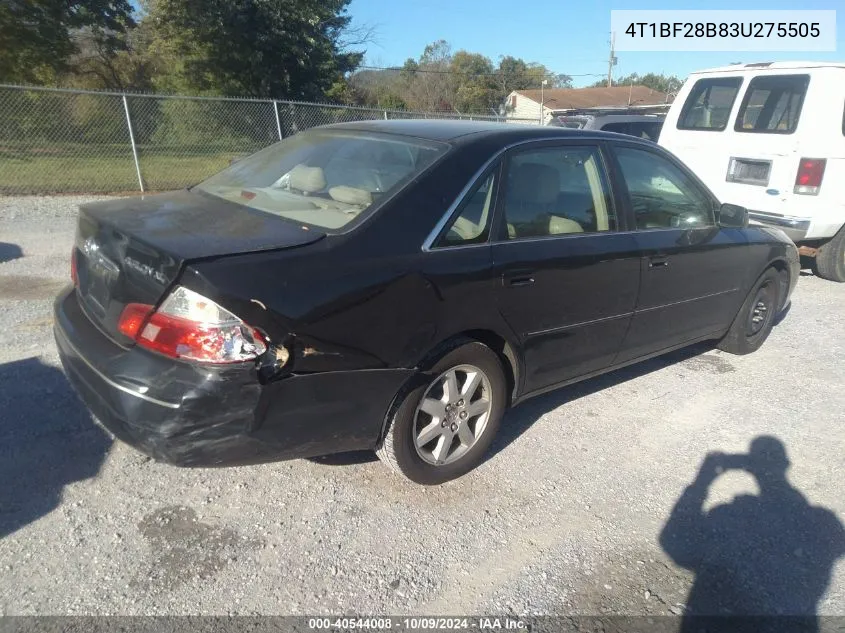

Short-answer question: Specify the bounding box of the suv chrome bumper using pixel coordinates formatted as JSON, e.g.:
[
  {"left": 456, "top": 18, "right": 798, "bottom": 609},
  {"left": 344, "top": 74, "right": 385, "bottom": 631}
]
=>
[{"left": 748, "top": 211, "right": 811, "bottom": 243}]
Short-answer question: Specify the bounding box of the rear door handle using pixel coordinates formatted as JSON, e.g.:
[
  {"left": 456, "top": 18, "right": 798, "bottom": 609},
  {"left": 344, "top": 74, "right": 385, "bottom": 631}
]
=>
[{"left": 649, "top": 255, "right": 669, "bottom": 268}]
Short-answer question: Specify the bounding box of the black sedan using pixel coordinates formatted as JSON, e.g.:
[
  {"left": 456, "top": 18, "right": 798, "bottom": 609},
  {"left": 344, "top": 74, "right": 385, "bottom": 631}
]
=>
[{"left": 54, "top": 120, "right": 799, "bottom": 485}]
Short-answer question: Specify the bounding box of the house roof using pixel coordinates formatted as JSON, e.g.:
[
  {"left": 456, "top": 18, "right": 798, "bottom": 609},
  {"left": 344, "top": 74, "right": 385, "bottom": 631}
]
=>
[{"left": 514, "top": 85, "right": 670, "bottom": 109}]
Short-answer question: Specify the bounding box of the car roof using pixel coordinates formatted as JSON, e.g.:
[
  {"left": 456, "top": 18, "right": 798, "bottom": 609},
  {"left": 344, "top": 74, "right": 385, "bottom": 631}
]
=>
[
  {"left": 316, "top": 118, "right": 642, "bottom": 145},
  {"left": 690, "top": 61, "right": 845, "bottom": 75}
]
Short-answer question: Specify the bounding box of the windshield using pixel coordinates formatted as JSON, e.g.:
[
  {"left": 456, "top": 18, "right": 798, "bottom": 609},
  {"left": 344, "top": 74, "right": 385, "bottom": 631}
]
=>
[{"left": 195, "top": 130, "right": 448, "bottom": 230}]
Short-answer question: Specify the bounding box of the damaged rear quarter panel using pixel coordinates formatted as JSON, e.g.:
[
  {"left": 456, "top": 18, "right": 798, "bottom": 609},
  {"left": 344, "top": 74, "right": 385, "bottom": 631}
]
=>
[{"left": 181, "top": 243, "right": 441, "bottom": 373}]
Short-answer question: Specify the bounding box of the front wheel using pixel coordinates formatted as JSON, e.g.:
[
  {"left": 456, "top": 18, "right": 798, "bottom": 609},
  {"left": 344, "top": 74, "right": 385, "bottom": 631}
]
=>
[
  {"left": 377, "top": 342, "right": 507, "bottom": 485},
  {"left": 813, "top": 226, "right": 845, "bottom": 282},
  {"left": 718, "top": 267, "right": 781, "bottom": 355}
]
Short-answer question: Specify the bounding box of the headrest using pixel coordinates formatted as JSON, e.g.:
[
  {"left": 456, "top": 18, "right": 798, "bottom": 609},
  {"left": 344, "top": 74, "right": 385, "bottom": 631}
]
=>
[
  {"left": 329, "top": 186, "right": 372, "bottom": 207},
  {"left": 549, "top": 216, "right": 584, "bottom": 235},
  {"left": 509, "top": 162, "right": 559, "bottom": 204},
  {"left": 288, "top": 164, "right": 326, "bottom": 193}
]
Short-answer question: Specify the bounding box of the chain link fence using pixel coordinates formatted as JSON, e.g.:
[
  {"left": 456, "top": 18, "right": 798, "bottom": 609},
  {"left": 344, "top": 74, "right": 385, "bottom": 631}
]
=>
[{"left": 0, "top": 84, "right": 538, "bottom": 195}]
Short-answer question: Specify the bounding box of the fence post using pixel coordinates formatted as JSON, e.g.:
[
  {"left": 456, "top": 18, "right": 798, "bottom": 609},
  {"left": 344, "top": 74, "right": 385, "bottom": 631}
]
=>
[
  {"left": 383, "top": 110, "right": 388, "bottom": 120},
  {"left": 122, "top": 95, "right": 144, "bottom": 193},
  {"left": 273, "top": 100, "right": 283, "bottom": 140}
]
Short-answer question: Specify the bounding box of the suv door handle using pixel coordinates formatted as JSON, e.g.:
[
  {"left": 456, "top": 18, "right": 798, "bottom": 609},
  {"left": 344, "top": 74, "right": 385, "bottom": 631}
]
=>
[{"left": 649, "top": 255, "right": 669, "bottom": 268}]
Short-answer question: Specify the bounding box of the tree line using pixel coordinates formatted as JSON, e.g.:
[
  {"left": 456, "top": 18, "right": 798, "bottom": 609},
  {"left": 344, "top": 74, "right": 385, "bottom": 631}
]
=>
[{"left": 0, "top": 1, "right": 682, "bottom": 113}]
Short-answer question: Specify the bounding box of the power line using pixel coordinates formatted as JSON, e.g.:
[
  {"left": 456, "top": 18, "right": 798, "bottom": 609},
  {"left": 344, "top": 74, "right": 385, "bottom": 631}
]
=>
[{"left": 356, "top": 64, "right": 607, "bottom": 79}]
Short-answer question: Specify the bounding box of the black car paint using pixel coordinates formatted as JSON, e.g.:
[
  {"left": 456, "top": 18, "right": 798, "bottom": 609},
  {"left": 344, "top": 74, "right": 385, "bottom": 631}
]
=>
[{"left": 54, "top": 120, "right": 799, "bottom": 468}]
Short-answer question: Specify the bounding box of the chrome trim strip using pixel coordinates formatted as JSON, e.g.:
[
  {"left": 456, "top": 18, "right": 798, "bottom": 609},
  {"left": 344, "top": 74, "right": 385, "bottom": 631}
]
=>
[
  {"left": 526, "top": 311, "right": 635, "bottom": 338},
  {"left": 60, "top": 332, "right": 181, "bottom": 409},
  {"left": 420, "top": 135, "right": 613, "bottom": 252},
  {"left": 636, "top": 288, "right": 739, "bottom": 313}
]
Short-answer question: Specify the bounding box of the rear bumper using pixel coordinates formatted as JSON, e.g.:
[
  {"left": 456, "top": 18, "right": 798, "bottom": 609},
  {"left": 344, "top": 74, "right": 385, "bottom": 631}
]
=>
[
  {"left": 748, "top": 211, "right": 811, "bottom": 243},
  {"left": 53, "top": 286, "right": 413, "bottom": 467}
]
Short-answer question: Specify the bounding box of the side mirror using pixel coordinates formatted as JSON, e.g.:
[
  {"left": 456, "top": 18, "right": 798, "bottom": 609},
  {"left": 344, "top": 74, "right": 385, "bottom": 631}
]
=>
[{"left": 718, "top": 203, "right": 749, "bottom": 229}]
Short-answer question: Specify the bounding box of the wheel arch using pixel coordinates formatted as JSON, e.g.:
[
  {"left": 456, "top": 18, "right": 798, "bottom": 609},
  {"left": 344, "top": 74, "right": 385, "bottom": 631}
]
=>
[
  {"left": 377, "top": 329, "right": 522, "bottom": 444},
  {"left": 765, "top": 256, "right": 794, "bottom": 311}
]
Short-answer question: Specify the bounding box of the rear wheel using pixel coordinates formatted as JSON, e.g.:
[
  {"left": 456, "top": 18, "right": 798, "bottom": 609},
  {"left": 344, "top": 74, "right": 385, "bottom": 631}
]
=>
[
  {"left": 813, "top": 227, "right": 845, "bottom": 283},
  {"left": 718, "top": 268, "right": 781, "bottom": 355},
  {"left": 377, "top": 342, "right": 507, "bottom": 485}
]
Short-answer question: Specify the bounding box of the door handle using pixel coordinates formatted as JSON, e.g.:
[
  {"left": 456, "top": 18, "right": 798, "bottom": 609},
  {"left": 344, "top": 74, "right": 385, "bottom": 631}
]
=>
[
  {"left": 508, "top": 276, "right": 535, "bottom": 287},
  {"left": 649, "top": 255, "right": 669, "bottom": 268},
  {"left": 502, "top": 271, "right": 535, "bottom": 287}
]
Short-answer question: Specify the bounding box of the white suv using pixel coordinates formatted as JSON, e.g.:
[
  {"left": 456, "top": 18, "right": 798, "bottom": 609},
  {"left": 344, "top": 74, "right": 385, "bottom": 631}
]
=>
[{"left": 659, "top": 62, "right": 845, "bottom": 282}]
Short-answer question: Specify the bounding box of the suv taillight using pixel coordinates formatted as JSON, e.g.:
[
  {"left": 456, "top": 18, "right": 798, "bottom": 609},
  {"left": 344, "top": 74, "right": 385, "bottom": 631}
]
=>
[
  {"left": 794, "top": 158, "right": 826, "bottom": 195},
  {"left": 117, "top": 286, "right": 267, "bottom": 364}
]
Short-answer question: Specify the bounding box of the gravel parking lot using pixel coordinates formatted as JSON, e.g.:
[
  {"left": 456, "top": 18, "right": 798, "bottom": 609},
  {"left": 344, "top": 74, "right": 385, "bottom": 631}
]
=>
[{"left": 1, "top": 195, "right": 844, "bottom": 618}]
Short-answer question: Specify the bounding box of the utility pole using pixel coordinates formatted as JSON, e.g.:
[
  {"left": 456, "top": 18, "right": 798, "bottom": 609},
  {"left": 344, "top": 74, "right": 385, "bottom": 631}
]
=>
[
  {"left": 539, "top": 78, "right": 548, "bottom": 125},
  {"left": 607, "top": 31, "right": 617, "bottom": 88}
]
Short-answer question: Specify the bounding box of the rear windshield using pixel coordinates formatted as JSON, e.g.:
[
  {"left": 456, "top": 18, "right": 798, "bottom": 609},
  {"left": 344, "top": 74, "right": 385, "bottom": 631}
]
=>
[
  {"left": 195, "top": 130, "right": 448, "bottom": 230},
  {"left": 735, "top": 75, "right": 810, "bottom": 134},
  {"left": 677, "top": 77, "right": 743, "bottom": 131}
]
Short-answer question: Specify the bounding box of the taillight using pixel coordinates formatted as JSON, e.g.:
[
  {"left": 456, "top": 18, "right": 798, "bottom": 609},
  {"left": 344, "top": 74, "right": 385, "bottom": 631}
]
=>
[
  {"left": 71, "top": 248, "right": 78, "bottom": 286},
  {"left": 794, "top": 158, "right": 826, "bottom": 195},
  {"left": 117, "top": 286, "right": 267, "bottom": 364},
  {"left": 118, "top": 303, "right": 154, "bottom": 338}
]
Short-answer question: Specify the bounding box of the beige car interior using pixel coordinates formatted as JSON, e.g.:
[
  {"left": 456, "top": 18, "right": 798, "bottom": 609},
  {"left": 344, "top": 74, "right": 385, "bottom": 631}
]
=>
[
  {"left": 447, "top": 153, "right": 613, "bottom": 243},
  {"left": 265, "top": 164, "right": 375, "bottom": 214},
  {"left": 504, "top": 156, "right": 610, "bottom": 239}
]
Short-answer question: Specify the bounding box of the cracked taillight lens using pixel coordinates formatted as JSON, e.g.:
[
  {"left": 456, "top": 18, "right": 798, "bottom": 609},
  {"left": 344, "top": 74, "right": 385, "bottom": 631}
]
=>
[{"left": 118, "top": 286, "right": 267, "bottom": 364}]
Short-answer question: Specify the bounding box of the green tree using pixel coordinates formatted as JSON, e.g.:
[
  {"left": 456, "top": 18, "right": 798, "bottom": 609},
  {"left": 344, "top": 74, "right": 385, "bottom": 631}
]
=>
[
  {"left": 589, "top": 72, "right": 682, "bottom": 95},
  {"left": 143, "top": 0, "right": 364, "bottom": 99},
  {"left": 398, "top": 39, "right": 455, "bottom": 111},
  {"left": 0, "top": 0, "right": 135, "bottom": 84},
  {"left": 450, "top": 51, "right": 497, "bottom": 113}
]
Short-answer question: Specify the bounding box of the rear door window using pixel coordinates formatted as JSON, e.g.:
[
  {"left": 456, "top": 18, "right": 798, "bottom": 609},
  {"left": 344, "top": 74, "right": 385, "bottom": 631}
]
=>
[
  {"left": 734, "top": 74, "right": 809, "bottom": 134},
  {"left": 500, "top": 145, "right": 616, "bottom": 240},
  {"left": 677, "top": 77, "right": 743, "bottom": 131}
]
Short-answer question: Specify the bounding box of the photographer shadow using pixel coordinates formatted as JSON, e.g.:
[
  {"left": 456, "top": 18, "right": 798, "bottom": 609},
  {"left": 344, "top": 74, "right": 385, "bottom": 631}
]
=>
[{"left": 660, "top": 436, "right": 845, "bottom": 632}]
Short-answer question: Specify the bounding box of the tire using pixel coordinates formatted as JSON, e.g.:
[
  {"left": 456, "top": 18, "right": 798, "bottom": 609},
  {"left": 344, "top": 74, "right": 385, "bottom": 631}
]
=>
[
  {"left": 718, "top": 267, "right": 782, "bottom": 356},
  {"left": 377, "top": 341, "right": 507, "bottom": 485},
  {"left": 814, "top": 227, "right": 845, "bottom": 283}
]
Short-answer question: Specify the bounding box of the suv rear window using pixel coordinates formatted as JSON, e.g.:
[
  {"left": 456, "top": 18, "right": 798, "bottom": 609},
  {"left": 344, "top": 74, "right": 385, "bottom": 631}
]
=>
[
  {"left": 601, "top": 121, "right": 663, "bottom": 142},
  {"left": 677, "top": 77, "right": 743, "bottom": 131},
  {"left": 735, "top": 74, "right": 809, "bottom": 134}
]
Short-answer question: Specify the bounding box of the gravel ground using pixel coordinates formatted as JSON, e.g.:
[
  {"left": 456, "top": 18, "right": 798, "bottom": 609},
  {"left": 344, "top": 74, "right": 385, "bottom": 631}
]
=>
[{"left": 1, "top": 195, "right": 843, "bottom": 618}]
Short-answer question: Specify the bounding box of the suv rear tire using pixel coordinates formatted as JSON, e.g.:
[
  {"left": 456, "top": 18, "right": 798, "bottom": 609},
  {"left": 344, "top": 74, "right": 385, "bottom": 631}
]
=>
[{"left": 813, "top": 226, "right": 845, "bottom": 283}]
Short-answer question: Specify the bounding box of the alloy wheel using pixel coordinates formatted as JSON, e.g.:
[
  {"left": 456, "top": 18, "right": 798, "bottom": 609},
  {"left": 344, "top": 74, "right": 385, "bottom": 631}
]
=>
[{"left": 412, "top": 364, "right": 492, "bottom": 466}]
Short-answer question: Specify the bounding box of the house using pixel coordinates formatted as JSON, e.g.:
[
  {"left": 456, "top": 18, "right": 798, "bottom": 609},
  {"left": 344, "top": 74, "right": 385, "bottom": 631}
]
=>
[{"left": 506, "top": 85, "right": 671, "bottom": 124}]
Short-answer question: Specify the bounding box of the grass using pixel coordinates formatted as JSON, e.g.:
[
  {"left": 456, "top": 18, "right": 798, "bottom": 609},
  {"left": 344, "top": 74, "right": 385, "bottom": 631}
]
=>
[{"left": 0, "top": 146, "right": 256, "bottom": 195}]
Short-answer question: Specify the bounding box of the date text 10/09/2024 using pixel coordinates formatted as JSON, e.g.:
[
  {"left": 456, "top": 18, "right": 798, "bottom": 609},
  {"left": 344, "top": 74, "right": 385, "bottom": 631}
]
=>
[
  {"left": 308, "top": 617, "right": 528, "bottom": 630},
  {"left": 625, "top": 22, "right": 821, "bottom": 38}
]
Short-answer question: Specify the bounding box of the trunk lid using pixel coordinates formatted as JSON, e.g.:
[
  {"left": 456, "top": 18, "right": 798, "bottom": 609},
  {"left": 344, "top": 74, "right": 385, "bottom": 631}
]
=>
[{"left": 73, "top": 189, "right": 324, "bottom": 343}]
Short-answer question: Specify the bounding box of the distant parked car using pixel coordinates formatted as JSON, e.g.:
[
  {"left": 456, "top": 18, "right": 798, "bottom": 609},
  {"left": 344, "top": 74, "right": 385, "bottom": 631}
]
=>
[
  {"left": 547, "top": 112, "right": 665, "bottom": 142},
  {"left": 659, "top": 61, "right": 845, "bottom": 282},
  {"left": 55, "top": 120, "right": 798, "bottom": 485}
]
